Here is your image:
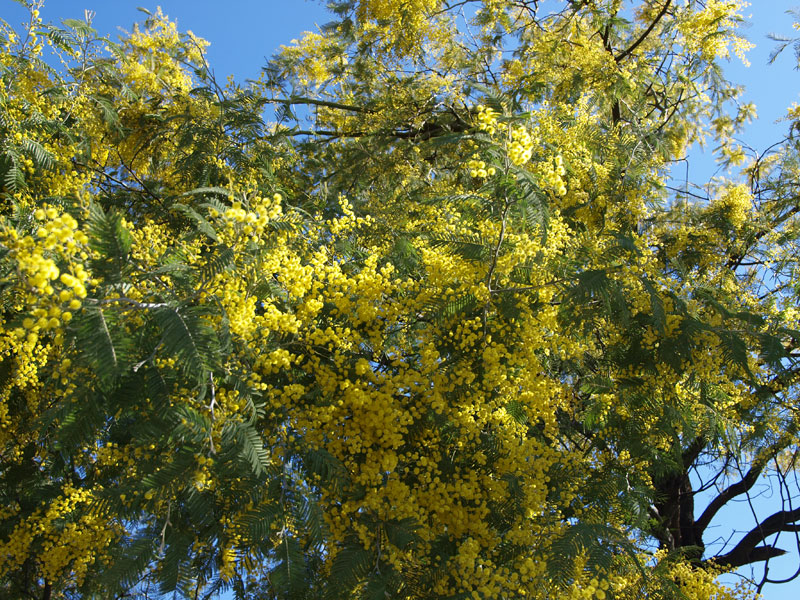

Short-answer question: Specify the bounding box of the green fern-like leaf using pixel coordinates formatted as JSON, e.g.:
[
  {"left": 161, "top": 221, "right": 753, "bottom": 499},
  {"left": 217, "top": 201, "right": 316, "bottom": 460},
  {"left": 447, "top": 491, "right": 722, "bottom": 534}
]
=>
[
  {"left": 423, "top": 293, "right": 480, "bottom": 325},
  {"left": 427, "top": 233, "right": 489, "bottom": 262},
  {"left": 241, "top": 502, "right": 282, "bottom": 545},
  {"left": 172, "top": 202, "right": 219, "bottom": 241},
  {"left": 382, "top": 517, "right": 420, "bottom": 551},
  {"left": 326, "top": 536, "right": 373, "bottom": 600},
  {"left": 97, "top": 536, "right": 157, "bottom": 596},
  {"left": 224, "top": 420, "right": 270, "bottom": 476},
  {"left": 641, "top": 277, "right": 666, "bottom": 332},
  {"left": 20, "top": 137, "right": 54, "bottom": 169},
  {"left": 72, "top": 305, "right": 129, "bottom": 384},
  {"left": 509, "top": 166, "right": 549, "bottom": 234},
  {"left": 153, "top": 304, "right": 218, "bottom": 380},
  {"left": 2, "top": 146, "right": 26, "bottom": 192},
  {"left": 62, "top": 17, "right": 98, "bottom": 38},
  {"left": 546, "top": 522, "right": 645, "bottom": 588},
  {"left": 88, "top": 202, "right": 133, "bottom": 283},
  {"left": 270, "top": 535, "right": 307, "bottom": 599},
  {"left": 199, "top": 244, "right": 236, "bottom": 280}
]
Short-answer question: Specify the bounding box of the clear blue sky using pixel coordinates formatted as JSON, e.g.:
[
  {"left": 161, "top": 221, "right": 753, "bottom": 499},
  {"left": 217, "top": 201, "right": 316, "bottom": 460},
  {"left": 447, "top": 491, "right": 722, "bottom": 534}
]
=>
[{"left": 3, "top": 1, "right": 800, "bottom": 598}]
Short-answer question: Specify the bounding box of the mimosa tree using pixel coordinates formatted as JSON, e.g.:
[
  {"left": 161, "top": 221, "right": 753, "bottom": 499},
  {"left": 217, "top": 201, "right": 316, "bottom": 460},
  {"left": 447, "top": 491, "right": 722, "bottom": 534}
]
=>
[{"left": 1, "top": 1, "right": 799, "bottom": 598}]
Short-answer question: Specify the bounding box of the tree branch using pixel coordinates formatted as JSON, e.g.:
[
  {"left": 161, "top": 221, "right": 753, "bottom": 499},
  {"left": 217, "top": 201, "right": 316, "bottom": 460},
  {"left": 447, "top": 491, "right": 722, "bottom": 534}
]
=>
[
  {"left": 281, "top": 116, "right": 471, "bottom": 142},
  {"left": 267, "top": 96, "right": 373, "bottom": 113},
  {"left": 615, "top": 0, "right": 672, "bottom": 64},
  {"left": 682, "top": 436, "right": 706, "bottom": 470},
  {"left": 726, "top": 204, "right": 800, "bottom": 269},
  {"left": 710, "top": 506, "right": 800, "bottom": 569},
  {"left": 696, "top": 463, "right": 764, "bottom": 535}
]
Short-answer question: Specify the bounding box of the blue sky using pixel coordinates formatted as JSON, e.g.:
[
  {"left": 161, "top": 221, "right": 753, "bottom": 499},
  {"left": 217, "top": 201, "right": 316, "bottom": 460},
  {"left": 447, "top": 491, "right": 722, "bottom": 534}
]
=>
[
  {"left": 3, "top": 0, "right": 800, "bottom": 597},
  {"left": 688, "top": 1, "right": 800, "bottom": 186},
  {"left": 4, "top": 0, "right": 332, "bottom": 81},
  {"left": 679, "top": 5, "right": 800, "bottom": 594}
]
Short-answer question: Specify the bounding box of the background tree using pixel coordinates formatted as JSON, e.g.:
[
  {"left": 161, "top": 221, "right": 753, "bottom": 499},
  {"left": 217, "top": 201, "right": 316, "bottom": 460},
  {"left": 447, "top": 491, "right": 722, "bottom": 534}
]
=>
[{"left": 0, "top": 1, "right": 799, "bottom": 599}]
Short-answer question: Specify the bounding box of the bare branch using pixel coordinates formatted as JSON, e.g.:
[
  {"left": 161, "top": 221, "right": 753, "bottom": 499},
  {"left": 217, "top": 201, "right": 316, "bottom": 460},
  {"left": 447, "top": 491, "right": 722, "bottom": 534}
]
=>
[
  {"left": 267, "top": 96, "right": 373, "bottom": 113},
  {"left": 615, "top": 1, "right": 673, "bottom": 64},
  {"left": 696, "top": 463, "right": 764, "bottom": 535},
  {"left": 710, "top": 506, "right": 800, "bottom": 569}
]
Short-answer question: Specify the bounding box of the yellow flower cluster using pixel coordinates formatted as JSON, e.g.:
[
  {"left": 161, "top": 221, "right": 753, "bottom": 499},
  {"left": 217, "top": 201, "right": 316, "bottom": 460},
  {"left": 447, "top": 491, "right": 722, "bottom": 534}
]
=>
[
  {"left": 475, "top": 104, "right": 499, "bottom": 135},
  {"left": 1, "top": 207, "right": 90, "bottom": 346},
  {"left": 193, "top": 456, "right": 215, "bottom": 491},
  {"left": 117, "top": 7, "right": 207, "bottom": 94},
  {"left": 210, "top": 193, "right": 284, "bottom": 242},
  {"left": 575, "top": 577, "right": 611, "bottom": 600},
  {"left": 666, "top": 556, "right": 758, "bottom": 600},
  {"left": 508, "top": 124, "right": 533, "bottom": 166},
  {"left": 0, "top": 323, "right": 54, "bottom": 445},
  {"left": 354, "top": 0, "right": 444, "bottom": 55},
  {"left": 473, "top": 106, "right": 550, "bottom": 177},
  {"left": 467, "top": 153, "right": 496, "bottom": 178},
  {"left": 279, "top": 31, "right": 345, "bottom": 88},
  {"left": 714, "top": 183, "right": 752, "bottom": 229},
  {"left": 327, "top": 195, "right": 373, "bottom": 236},
  {"left": 0, "top": 3, "right": 788, "bottom": 598},
  {"left": 537, "top": 154, "right": 567, "bottom": 196},
  {"left": 0, "top": 485, "right": 118, "bottom": 589},
  {"left": 219, "top": 543, "right": 238, "bottom": 582},
  {"left": 677, "top": 0, "right": 753, "bottom": 64}
]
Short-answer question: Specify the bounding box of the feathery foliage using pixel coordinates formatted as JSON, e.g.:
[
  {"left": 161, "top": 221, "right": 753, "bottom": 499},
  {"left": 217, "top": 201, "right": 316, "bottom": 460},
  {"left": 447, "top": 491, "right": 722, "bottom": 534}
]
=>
[{"left": 1, "top": 1, "right": 800, "bottom": 599}]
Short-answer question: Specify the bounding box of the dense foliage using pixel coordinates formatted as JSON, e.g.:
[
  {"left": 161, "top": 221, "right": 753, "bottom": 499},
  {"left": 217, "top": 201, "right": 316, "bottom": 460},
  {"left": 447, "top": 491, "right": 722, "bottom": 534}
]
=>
[{"left": 1, "top": 0, "right": 800, "bottom": 598}]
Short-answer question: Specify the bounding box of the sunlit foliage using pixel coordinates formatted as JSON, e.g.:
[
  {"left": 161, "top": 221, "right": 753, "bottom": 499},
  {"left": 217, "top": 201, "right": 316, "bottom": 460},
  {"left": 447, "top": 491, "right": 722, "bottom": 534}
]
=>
[{"left": 1, "top": 1, "right": 799, "bottom": 599}]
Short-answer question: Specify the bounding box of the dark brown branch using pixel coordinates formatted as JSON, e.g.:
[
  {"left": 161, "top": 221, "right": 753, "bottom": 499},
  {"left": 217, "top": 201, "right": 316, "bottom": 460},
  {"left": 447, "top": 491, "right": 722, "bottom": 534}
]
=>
[
  {"left": 282, "top": 115, "right": 471, "bottom": 142},
  {"left": 648, "top": 437, "right": 707, "bottom": 551},
  {"left": 267, "top": 97, "right": 372, "bottom": 113},
  {"left": 696, "top": 463, "right": 764, "bottom": 534},
  {"left": 726, "top": 204, "right": 800, "bottom": 269},
  {"left": 615, "top": 0, "right": 672, "bottom": 64},
  {"left": 600, "top": 23, "right": 622, "bottom": 124},
  {"left": 654, "top": 89, "right": 684, "bottom": 133},
  {"left": 710, "top": 506, "right": 800, "bottom": 569},
  {"left": 682, "top": 436, "right": 706, "bottom": 469},
  {"left": 722, "top": 545, "right": 789, "bottom": 568},
  {"left": 75, "top": 160, "right": 162, "bottom": 205},
  {"left": 283, "top": 129, "right": 366, "bottom": 140}
]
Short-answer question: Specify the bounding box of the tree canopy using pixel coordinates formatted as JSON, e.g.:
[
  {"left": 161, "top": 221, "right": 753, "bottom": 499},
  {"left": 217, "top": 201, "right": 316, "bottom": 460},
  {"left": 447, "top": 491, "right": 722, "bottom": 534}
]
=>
[{"left": 1, "top": 0, "right": 800, "bottom": 598}]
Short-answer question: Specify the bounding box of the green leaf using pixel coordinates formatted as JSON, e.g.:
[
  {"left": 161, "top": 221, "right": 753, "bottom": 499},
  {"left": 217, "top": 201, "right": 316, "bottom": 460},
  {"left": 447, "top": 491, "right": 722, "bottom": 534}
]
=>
[
  {"left": 327, "top": 536, "right": 373, "bottom": 599},
  {"left": 153, "top": 305, "right": 217, "bottom": 380},
  {"left": 427, "top": 233, "right": 489, "bottom": 261},
  {"left": 423, "top": 293, "right": 480, "bottom": 325},
  {"left": 229, "top": 420, "right": 269, "bottom": 476},
  {"left": 88, "top": 202, "right": 133, "bottom": 283},
  {"left": 20, "top": 137, "right": 54, "bottom": 169},
  {"left": 62, "top": 18, "right": 97, "bottom": 37},
  {"left": 641, "top": 277, "right": 666, "bottom": 332},
  {"left": 172, "top": 202, "right": 219, "bottom": 241},
  {"left": 270, "top": 535, "right": 307, "bottom": 599},
  {"left": 383, "top": 517, "right": 420, "bottom": 551},
  {"left": 73, "top": 305, "right": 128, "bottom": 384},
  {"left": 546, "top": 523, "right": 646, "bottom": 588}
]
